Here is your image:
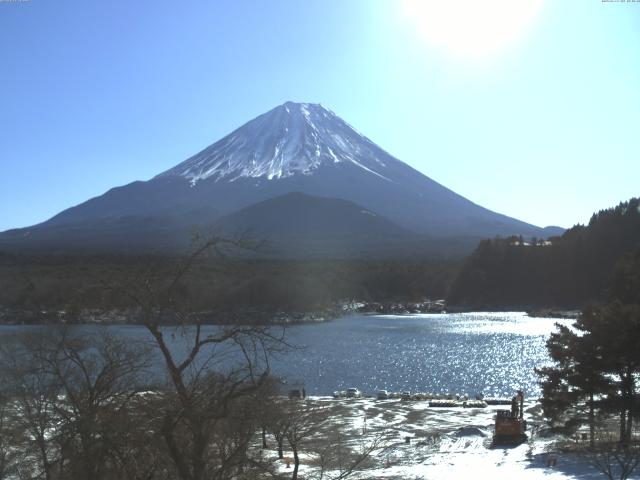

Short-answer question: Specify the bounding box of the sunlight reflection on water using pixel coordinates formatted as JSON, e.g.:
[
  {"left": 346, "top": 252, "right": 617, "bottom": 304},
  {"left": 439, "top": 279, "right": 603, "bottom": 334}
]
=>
[
  {"left": 273, "top": 312, "right": 572, "bottom": 396},
  {"left": 0, "top": 312, "right": 572, "bottom": 397}
]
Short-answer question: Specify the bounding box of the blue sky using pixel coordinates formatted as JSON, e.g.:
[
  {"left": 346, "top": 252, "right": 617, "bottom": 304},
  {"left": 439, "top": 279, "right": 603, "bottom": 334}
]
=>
[{"left": 1, "top": 0, "right": 639, "bottom": 231}]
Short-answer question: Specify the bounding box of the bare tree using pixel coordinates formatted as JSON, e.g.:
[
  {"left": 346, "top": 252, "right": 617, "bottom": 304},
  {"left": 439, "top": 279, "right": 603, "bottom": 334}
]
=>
[
  {"left": 585, "top": 439, "right": 640, "bottom": 480},
  {"left": 312, "top": 432, "right": 387, "bottom": 480},
  {"left": 266, "top": 399, "right": 292, "bottom": 460},
  {"left": 44, "top": 330, "right": 151, "bottom": 479},
  {"left": 0, "top": 394, "right": 20, "bottom": 480},
  {"left": 283, "top": 401, "right": 328, "bottom": 480},
  {"left": 275, "top": 399, "right": 387, "bottom": 480},
  {"left": 0, "top": 234, "right": 300, "bottom": 480},
  {"left": 107, "top": 234, "right": 289, "bottom": 480},
  {"left": 0, "top": 332, "right": 64, "bottom": 480},
  {"left": 247, "top": 376, "right": 282, "bottom": 451},
  {"left": 0, "top": 328, "right": 155, "bottom": 480}
]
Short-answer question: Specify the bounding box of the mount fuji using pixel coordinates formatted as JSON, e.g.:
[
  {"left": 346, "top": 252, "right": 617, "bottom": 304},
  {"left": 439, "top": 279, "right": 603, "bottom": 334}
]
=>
[{"left": 0, "top": 102, "right": 562, "bottom": 256}]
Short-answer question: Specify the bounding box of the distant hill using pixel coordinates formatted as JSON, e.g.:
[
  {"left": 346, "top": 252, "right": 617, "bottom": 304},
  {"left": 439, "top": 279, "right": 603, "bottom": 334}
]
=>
[
  {"left": 216, "top": 192, "right": 409, "bottom": 237},
  {"left": 448, "top": 198, "right": 640, "bottom": 308},
  {"left": 214, "top": 192, "right": 433, "bottom": 258}
]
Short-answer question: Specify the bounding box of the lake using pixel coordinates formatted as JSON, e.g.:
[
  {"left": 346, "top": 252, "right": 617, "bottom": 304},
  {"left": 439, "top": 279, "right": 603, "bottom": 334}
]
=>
[{"left": 0, "top": 312, "right": 570, "bottom": 397}]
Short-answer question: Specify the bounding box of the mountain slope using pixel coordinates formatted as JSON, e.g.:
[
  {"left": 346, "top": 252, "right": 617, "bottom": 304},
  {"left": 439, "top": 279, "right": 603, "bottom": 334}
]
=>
[
  {"left": 0, "top": 102, "right": 561, "bottom": 255},
  {"left": 0, "top": 209, "right": 220, "bottom": 254},
  {"left": 0, "top": 193, "right": 476, "bottom": 258}
]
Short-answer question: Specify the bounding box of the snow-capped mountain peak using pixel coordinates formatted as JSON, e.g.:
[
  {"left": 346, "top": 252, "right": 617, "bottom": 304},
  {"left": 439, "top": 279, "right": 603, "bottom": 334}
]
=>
[
  {"left": 1, "top": 101, "right": 557, "bottom": 253},
  {"left": 157, "top": 102, "right": 393, "bottom": 184}
]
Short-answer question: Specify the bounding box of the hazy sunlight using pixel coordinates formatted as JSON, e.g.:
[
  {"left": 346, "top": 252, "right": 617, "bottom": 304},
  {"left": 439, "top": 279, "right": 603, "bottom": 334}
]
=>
[{"left": 402, "top": 0, "right": 546, "bottom": 60}]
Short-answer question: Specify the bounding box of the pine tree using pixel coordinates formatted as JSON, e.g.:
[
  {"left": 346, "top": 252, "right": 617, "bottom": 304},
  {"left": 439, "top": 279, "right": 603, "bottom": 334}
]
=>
[
  {"left": 538, "top": 251, "right": 640, "bottom": 444},
  {"left": 537, "top": 320, "right": 611, "bottom": 445}
]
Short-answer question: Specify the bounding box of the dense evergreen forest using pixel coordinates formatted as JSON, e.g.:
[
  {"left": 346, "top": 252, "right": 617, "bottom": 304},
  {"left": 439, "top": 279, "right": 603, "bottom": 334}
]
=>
[
  {"left": 448, "top": 198, "right": 640, "bottom": 309},
  {"left": 0, "top": 253, "right": 458, "bottom": 323},
  {"left": 1, "top": 198, "right": 638, "bottom": 322},
  {"left": 536, "top": 234, "right": 640, "bottom": 467}
]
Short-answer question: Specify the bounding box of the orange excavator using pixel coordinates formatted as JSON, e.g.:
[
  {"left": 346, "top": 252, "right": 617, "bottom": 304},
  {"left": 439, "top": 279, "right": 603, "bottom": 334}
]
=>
[{"left": 492, "top": 390, "right": 527, "bottom": 445}]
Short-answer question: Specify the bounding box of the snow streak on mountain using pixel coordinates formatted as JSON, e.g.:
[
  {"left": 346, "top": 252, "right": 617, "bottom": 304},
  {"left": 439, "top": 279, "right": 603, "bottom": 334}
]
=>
[{"left": 157, "top": 102, "right": 396, "bottom": 184}]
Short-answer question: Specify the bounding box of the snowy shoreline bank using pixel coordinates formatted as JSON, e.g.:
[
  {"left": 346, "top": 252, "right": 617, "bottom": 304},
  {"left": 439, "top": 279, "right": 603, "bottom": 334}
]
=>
[{"left": 264, "top": 396, "right": 604, "bottom": 479}]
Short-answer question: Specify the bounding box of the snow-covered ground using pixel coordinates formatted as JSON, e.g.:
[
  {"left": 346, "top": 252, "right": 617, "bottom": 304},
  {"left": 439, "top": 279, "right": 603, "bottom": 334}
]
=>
[{"left": 266, "top": 397, "right": 608, "bottom": 479}]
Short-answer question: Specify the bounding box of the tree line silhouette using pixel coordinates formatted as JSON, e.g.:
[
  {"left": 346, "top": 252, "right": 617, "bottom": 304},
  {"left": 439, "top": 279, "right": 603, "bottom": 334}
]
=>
[
  {"left": 1, "top": 198, "right": 638, "bottom": 321},
  {"left": 448, "top": 198, "right": 640, "bottom": 308}
]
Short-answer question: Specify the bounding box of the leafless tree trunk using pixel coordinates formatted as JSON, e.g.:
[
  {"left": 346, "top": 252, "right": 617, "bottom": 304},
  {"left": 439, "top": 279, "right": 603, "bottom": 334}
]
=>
[
  {"left": 107, "top": 234, "right": 288, "bottom": 480},
  {"left": 283, "top": 401, "right": 327, "bottom": 480},
  {"left": 266, "top": 405, "right": 290, "bottom": 460}
]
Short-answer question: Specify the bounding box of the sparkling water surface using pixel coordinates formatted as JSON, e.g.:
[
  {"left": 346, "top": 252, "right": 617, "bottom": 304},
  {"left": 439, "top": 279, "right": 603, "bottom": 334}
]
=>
[
  {"left": 273, "top": 312, "right": 570, "bottom": 397},
  {"left": 0, "top": 312, "right": 571, "bottom": 397}
]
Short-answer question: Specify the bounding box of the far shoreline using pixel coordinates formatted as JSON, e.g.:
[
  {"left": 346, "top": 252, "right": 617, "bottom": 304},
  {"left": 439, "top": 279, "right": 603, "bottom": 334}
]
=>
[{"left": 0, "top": 307, "right": 580, "bottom": 327}]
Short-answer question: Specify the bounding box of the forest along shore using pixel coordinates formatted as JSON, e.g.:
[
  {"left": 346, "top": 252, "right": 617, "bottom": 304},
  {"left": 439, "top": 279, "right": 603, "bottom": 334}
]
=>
[
  {"left": 526, "top": 308, "right": 580, "bottom": 319},
  {"left": 0, "top": 305, "right": 345, "bottom": 326},
  {"left": 0, "top": 299, "right": 450, "bottom": 325}
]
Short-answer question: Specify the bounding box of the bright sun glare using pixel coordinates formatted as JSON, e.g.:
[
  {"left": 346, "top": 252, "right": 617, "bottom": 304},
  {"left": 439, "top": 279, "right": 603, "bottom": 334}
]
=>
[{"left": 401, "top": 0, "right": 545, "bottom": 61}]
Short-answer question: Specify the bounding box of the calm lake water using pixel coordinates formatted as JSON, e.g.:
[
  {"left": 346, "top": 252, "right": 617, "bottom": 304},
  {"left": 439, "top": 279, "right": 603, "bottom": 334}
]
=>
[{"left": 0, "top": 312, "right": 571, "bottom": 397}]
